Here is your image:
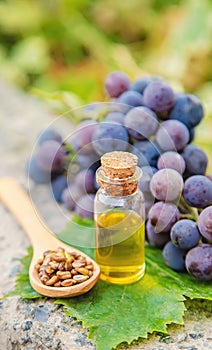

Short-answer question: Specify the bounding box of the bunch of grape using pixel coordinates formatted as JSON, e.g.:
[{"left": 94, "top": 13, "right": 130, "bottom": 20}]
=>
[{"left": 27, "top": 71, "right": 212, "bottom": 282}]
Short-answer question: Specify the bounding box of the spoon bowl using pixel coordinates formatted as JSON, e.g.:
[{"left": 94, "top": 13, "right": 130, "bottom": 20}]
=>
[{"left": 0, "top": 177, "right": 100, "bottom": 298}]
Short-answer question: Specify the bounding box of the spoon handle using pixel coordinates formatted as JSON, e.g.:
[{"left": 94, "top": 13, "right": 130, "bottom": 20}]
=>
[{"left": 0, "top": 177, "right": 54, "bottom": 248}]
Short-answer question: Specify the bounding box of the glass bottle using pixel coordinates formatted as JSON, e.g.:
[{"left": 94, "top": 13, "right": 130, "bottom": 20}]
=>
[{"left": 94, "top": 151, "right": 145, "bottom": 284}]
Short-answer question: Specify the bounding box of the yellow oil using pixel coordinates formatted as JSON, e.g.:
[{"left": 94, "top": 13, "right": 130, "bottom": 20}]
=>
[{"left": 95, "top": 209, "right": 145, "bottom": 284}]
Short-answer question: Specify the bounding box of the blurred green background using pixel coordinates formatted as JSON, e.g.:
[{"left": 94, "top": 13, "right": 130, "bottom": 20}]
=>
[{"left": 0, "top": 0, "right": 211, "bottom": 169}]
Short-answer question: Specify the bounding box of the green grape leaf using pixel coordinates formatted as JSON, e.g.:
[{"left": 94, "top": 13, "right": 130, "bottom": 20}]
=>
[{"left": 5, "top": 218, "right": 212, "bottom": 350}]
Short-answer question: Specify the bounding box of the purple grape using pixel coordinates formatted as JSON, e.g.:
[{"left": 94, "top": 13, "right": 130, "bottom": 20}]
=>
[
  {"left": 61, "top": 183, "right": 85, "bottom": 211},
  {"left": 75, "top": 169, "right": 95, "bottom": 193},
  {"left": 146, "top": 220, "right": 170, "bottom": 248},
  {"left": 104, "top": 112, "right": 125, "bottom": 125},
  {"left": 183, "top": 175, "right": 212, "bottom": 208},
  {"left": 170, "top": 219, "right": 200, "bottom": 250},
  {"left": 104, "top": 71, "right": 130, "bottom": 98},
  {"left": 75, "top": 194, "right": 95, "bottom": 219},
  {"left": 76, "top": 153, "right": 100, "bottom": 170},
  {"left": 107, "top": 100, "right": 130, "bottom": 114},
  {"left": 156, "top": 120, "right": 189, "bottom": 151},
  {"left": 79, "top": 102, "right": 105, "bottom": 120},
  {"left": 157, "top": 151, "right": 186, "bottom": 174},
  {"left": 148, "top": 201, "right": 180, "bottom": 233},
  {"left": 36, "top": 140, "right": 65, "bottom": 172},
  {"left": 131, "top": 77, "right": 154, "bottom": 94},
  {"left": 124, "top": 106, "right": 158, "bottom": 140},
  {"left": 198, "top": 206, "right": 212, "bottom": 241},
  {"left": 118, "top": 91, "right": 143, "bottom": 109},
  {"left": 162, "top": 241, "right": 186, "bottom": 271},
  {"left": 92, "top": 122, "right": 129, "bottom": 156},
  {"left": 143, "top": 81, "right": 175, "bottom": 112},
  {"left": 71, "top": 120, "right": 98, "bottom": 155},
  {"left": 185, "top": 244, "right": 212, "bottom": 281},
  {"left": 26, "top": 157, "right": 50, "bottom": 184},
  {"left": 89, "top": 159, "right": 101, "bottom": 173},
  {"left": 139, "top": 166, "right": 157, "bottom": 193},
  {"left": 142, "top": 191, "right": 155, "bottom": 218},
  {"left": 51, "top": 175, "right": 67, "bottom": 202},
  {"left": 181, "top": 145, "right": 208, "bottom": 177},
  {"left": 132, "top": 140, "right": 160, "bottom": 167},
  {"left": 61, "top": 187, "right": 75, "bottom": 210},
  {"left": 150, "top": 168, "right": 183, "bottom": 202},
  {"left": 38, "top": 128, "right": 62, "bottom": 145},
  {"left": 170, "top": 93, "right": 204, "bottom": 128},
  {"left": 67, "top": 153, "right": 99, "bottom": 183}
]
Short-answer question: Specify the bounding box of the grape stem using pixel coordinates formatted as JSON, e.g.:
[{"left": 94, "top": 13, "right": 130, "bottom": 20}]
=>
[
  {"left": 179, "top": 196, "right": 199, "bottom": 222},
  {"left": 180, "top": 213, "right": 196, "bottom": 220}
]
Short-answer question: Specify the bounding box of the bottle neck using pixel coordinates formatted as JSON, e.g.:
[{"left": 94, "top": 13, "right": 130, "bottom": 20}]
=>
[{"left": 96, "top": 166, "right": 142, "bottom": 197}]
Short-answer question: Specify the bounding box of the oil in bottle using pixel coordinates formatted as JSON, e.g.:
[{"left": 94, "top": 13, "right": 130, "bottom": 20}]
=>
[
  {"left": 94, "top": 151, "right": 145, "bottom": 284},
  {"left": 95, "top": 209, "right": 145, "bottom": 284}
]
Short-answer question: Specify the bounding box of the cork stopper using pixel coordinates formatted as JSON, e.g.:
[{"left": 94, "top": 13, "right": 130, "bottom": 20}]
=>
[
  {"left": 101, "top": 151, "right": 138, "bottom": 179},
  {"left": 96, "top": 151, "right": 141, "bottom": 196}
]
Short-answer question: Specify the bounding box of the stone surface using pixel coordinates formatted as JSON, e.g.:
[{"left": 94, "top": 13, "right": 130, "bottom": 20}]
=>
[{"left": 0, "top": 80, "right": 211, "bottom": 350}]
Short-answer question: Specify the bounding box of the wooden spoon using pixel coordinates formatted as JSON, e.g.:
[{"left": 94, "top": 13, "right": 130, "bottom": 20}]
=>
[{"left": 0, "top": 177, "right": 100, "bottom": 298}]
